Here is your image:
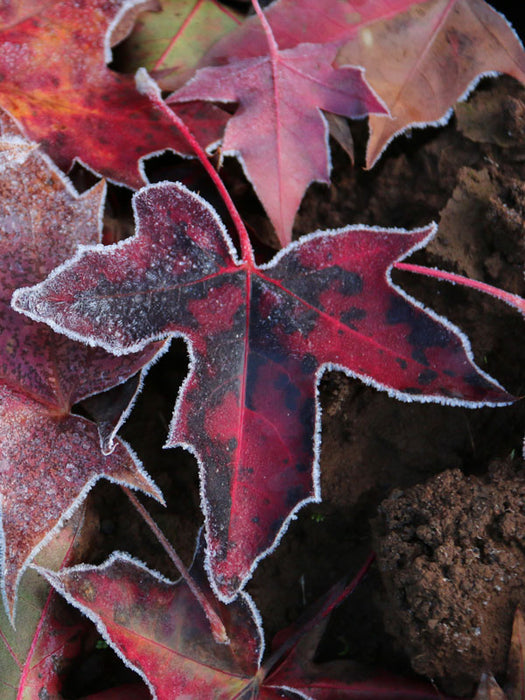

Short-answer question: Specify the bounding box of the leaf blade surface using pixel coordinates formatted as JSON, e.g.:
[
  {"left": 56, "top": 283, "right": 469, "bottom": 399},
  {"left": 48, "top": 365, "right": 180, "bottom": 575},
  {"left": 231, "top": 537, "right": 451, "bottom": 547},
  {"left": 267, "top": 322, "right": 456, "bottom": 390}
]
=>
[
  {"left": 169, "top": 41, "right": 387, "bottom": 246},
  {"left": 13, "top": 182, "right": 513, "bottom": 601}
]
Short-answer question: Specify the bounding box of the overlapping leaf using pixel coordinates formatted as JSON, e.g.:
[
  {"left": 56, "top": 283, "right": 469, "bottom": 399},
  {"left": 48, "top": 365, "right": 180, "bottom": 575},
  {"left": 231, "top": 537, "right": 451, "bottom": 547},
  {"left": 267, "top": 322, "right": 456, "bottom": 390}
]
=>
[
  {"left": 0, "top": 509, "right": 92, "bottom": 699},
  {"left": 13, "top": 181, "right": 512, "bottom": 602},
  {"left": 201, "top": 0, "right": 427, "bottom": 60},
  {"left": 38, "top": 548, "right": 449, "bottom": 699},
  {"left": 337, "top": 0, "right": 525, "bottom": 167},
  {"left": 169, "top": 31, "right": 387, "bottom": 246},
  {"left": 0, "top": 114, "right": 163, "bottom": 619},
  {"left": 39, "top": 543, "right": 264, "bottom": 699},
  {"left": 0, "top": 0, "right": 225, "bottom": 188},
  {"left": 119, "top": 0, "right": 243, "bottom": 91},
  {"left": 181, "top": 0, "right": 525, "bottom": 208}
]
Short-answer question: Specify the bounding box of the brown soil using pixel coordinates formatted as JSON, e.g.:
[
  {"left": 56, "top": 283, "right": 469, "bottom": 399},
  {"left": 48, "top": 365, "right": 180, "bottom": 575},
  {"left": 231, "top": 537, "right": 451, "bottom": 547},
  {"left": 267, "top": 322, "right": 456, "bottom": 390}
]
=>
[
  {"left": 373, "top": 464, "right": 525, "bottom": 696},
  {"left": 70, "top": 76, "right": 525, "bottom": 697}
]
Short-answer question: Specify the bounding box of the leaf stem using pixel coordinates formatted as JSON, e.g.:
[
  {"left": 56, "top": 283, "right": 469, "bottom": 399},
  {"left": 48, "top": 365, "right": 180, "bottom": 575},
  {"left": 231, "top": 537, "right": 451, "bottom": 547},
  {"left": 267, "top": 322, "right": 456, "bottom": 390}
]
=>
[
  {"left": 394, "top": 262, "right": 525, "bottom": 315},
  {"left": 136, "top": 69, "right": 254, "bottom": 266},
  {"left": 251, "top": 0, "right": 279, "bottom": 55},
  {"left": 122, "top": 487, "right": 229, "bottom": 645}
]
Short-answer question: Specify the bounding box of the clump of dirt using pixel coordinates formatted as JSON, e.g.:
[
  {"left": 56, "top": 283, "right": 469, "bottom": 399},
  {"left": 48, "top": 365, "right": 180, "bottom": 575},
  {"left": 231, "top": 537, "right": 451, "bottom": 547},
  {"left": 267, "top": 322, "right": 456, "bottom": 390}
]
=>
[{"left": 372, "top": 462, "right": 525, "bottom": 696}]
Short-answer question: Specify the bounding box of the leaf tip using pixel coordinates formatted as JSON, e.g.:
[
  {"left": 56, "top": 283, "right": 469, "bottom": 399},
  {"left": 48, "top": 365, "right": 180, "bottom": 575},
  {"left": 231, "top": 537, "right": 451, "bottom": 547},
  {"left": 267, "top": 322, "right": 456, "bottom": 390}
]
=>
[{"left": 135, "top": 68, "right": 161, "bottom": 101}]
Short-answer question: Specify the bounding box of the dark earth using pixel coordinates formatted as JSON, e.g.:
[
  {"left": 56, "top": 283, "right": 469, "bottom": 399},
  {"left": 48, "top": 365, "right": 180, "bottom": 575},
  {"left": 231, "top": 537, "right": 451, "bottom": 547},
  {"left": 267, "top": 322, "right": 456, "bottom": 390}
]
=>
[{"left": 63, "top": 71, "right": 524, "bottom": 698}]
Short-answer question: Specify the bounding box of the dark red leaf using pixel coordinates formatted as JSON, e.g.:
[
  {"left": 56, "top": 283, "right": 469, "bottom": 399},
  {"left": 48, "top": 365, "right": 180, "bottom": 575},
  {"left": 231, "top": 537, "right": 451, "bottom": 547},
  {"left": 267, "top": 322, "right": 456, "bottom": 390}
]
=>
[
  {"left": 13, "top": 182, "right": 513, "bottom": 602},
  {"left": 38, "top": 541, "right": 263, "bottom": 699},
  {"left": 0, "top": 113, "right": 163, "bottom": 619}
]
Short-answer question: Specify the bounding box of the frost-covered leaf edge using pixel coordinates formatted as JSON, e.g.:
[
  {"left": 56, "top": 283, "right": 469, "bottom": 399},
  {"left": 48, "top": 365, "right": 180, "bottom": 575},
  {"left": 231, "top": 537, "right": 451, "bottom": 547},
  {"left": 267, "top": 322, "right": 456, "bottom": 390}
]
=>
[
  {"left": 0, "top": 435, "right": 164, "bottom": 625},
  {"left": 366, "top": 68, "right": 502, "bottom": 169},
  {"left": 1, "top": 122, "right": 171, "bottom": 453}
]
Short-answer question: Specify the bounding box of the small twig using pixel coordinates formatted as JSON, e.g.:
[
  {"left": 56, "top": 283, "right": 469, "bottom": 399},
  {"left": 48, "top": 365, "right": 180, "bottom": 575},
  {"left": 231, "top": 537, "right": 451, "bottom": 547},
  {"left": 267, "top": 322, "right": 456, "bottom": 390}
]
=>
[
  {"left": 123, "top": 487, "right": 229, "bottom": 644},
  {"left": 136, "top": 68, "right": 254, "bottom": 266}
]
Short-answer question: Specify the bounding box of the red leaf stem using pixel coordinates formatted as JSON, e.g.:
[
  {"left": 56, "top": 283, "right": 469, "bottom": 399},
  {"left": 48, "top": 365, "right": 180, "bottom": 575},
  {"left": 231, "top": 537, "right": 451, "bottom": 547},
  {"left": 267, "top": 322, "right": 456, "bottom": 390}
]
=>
[
  {"left": 395, "top": 262, "right": 525, "bottom": 315},
  {"left": 136, "top": 69, "right": 255, "bottom": 266}
]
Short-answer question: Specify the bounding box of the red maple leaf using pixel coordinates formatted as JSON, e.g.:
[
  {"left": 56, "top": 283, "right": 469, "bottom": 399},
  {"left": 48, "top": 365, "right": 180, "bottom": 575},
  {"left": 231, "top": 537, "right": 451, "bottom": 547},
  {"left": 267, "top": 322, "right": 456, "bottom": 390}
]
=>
[
  {"left": 37, "top": 546, "right": 451, "bottom": 699},
  {"left": 0, "top": 0, "right": 226, "bottom": 188},
  {"left": 0, "top": 113, "right": 163, "bottom": 621},
  {"left": 169, "top": 8, "right": 387, "bottom": 247},
  {"left": 13, "top": 181, "right": 512, "bottom": 603}
]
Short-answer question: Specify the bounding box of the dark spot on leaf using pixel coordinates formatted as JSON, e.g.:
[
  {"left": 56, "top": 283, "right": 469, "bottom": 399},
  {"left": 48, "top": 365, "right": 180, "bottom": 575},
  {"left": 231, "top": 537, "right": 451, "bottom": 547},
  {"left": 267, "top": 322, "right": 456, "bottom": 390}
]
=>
[
  {"left": 387, "top": 297, "right": 449, "bottom": 350},
  {"left": 396, "top": 358, "right": 408, "bottom": 370},
  {"left": 274, "top": 374, "right": 301, "bottom": 411},
  {"left": 411, "top": 347, "right": 429, "bottom": 367},
  {"left": 273, "top": 263, "right": 362, "bottom": 306},
  {"left": 418, "top": 369, "right": 438, "bottom": 385},
  {"left": 286, "top": 486, "right": 305, "bottom": 507},
  {"left": 301, "top": 354, "right": 317, "bottom": 375},
  {"left": 340, "top": 307, "right": 367, "bottom": 328},
  {"left": 464, "top": 372, "right": 494, "bottom": 390},
  {"left": 296, "top": 462, "right": 308, "bottom": 473},
  {"left": 245, "top": 354, "right": 266, "bottom": 411},
  {"left": 337, "top": 269, "right": 363, "bottom": 296},
  {"left": 300, "top": 397, "right": 315, "bottom": 429},
  {"left": 269, "top": 519, "right": 282, "bottom": 539}
]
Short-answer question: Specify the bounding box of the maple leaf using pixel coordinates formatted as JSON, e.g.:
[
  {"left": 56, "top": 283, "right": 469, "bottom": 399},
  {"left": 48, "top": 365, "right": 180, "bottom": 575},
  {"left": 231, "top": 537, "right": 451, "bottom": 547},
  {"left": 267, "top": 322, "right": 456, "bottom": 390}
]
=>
[
  {"left": 0, "top": 114, "right": 164, "bottom": 620},
  {"left": 13, "top": 181, "right": 513, "bottom": 603},
  {"left": 198, "top": 0, "right": 525, "bottom": 169},
  {"left": 0, "top": 508, "right": 92, "bottom": 699},
  {"left": 39, "top": 539, "right": 264, "bottom": 700},
  {"left": 37, "top": 546, "right": 450, "bottom": 699},
  {"left": 118, "top": 0, "right": 243, "bottom": 91},
  {"left": 0, "top": 0, "right": 225, "bottom": 188},
  {"left": 337, "top": 0, "right": 525, "bottom": 167},
  {"left": 169, "top": 16, "right": 388, "bottom": 247}
]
